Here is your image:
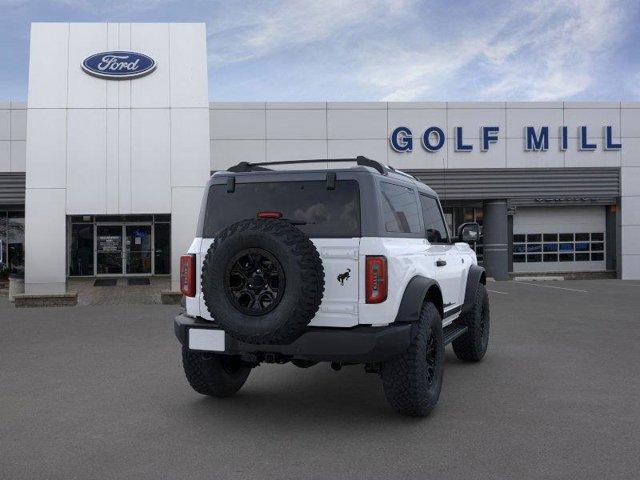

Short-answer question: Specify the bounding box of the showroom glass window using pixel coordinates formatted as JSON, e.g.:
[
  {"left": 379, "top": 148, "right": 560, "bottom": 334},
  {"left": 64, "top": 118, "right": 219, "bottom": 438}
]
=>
[
  {"left": 68, "top": 215, "right": 171, "bottom": 277},
  {"left": 380, "top": 182, "right": 422, "bottom": 234},
  {"left": 0, "top": 211, "right": 25, "bottom": 276},
  {"left": 0, "top": 211, "right": 6, "bottom": 276},
  {"left": 70, "top": 219, "right": 95, "bottom": 276},
  {"left": 153, "top": 215, "right": 171, "bottom": 275}
]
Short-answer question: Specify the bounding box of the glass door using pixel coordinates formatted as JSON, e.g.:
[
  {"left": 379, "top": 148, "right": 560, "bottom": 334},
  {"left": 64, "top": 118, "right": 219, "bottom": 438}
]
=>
[
  {"left": 153, "top": 222, "right": 170, "bottom": 275},
  {"left": 125, "top": 225, "right": 152, "bottom": 275},
  {"left": 96, "top": 225, "right": 123, "bottom": 275}
]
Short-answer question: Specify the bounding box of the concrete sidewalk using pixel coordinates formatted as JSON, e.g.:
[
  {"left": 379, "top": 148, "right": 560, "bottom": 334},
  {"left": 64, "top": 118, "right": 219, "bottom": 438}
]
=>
[{"left": 69, "top": 277, "right": 172, "bottom": 306}]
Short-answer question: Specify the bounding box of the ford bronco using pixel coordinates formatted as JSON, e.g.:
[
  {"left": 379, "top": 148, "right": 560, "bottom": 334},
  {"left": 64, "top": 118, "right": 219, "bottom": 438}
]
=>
[{"left": 174, "top": 157, "right": 489, "bottom": 416}]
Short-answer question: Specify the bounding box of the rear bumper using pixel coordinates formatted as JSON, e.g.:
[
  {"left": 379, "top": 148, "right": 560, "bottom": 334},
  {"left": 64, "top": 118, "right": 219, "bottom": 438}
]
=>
[{"left": 174, "top": 314, "right": 412, "bottom": 363}]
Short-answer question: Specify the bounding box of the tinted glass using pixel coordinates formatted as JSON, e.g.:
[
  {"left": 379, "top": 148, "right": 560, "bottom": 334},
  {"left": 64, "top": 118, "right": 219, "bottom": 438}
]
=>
[
  {"left": 154, "top": 223, "right": 171, "bottom": 275},
  {"left": 69, "top": 224, "right": 94, "bottom": 276},
  {"left": 7, "top": 212, "right": 24, "bottom": 274},
  {"left": 0, "top": 212, "right": 6, "bottom": 270},
  {"left": 204, "top": 180, "right": 360, "bottom": 238},
  {"left": 575, "top": 242, "right": 589, "bottom": 251},
  {"left": 419, "top": 195, "right": 449, "bottom": 243},
  {"left": 380, "top": 182, "right": 421, "bottom": 234}
]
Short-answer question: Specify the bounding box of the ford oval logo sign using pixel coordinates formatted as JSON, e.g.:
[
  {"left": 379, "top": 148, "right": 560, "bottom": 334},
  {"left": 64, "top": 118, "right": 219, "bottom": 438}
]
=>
[{"left": 82, "top": 51, "right": 156, "bottom": 80}]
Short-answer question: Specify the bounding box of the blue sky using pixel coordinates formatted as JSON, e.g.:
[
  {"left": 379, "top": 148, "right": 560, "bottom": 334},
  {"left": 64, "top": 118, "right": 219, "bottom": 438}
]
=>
[{"left": 1, "top": 0, "right": 639, "bottom": 101}]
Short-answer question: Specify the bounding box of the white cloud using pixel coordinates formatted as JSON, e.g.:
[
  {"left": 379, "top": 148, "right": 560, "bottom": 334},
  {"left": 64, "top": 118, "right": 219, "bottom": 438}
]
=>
[
  {"left": 208, "top": 0, "right": 414, "bottom": 66},
  {"left": 480, "top": 0, "right": 625, "bottom": 100},
  {"left": 207, "top": 0, "right": 630, "bottom": 101},
  {"left": 356, "top": 0, "right": 627, "bottom": 101}
]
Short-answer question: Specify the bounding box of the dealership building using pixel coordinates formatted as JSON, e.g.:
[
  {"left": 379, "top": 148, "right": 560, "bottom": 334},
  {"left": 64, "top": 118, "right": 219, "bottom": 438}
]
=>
[{"left": 1, "top": 22, "right": 640, "bottom": 296}]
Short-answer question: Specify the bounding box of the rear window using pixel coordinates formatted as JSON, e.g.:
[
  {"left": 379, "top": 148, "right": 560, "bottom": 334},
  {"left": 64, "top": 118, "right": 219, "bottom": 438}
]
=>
[{"left": 203, "top": 180, "right": 361, "bottom": 238}]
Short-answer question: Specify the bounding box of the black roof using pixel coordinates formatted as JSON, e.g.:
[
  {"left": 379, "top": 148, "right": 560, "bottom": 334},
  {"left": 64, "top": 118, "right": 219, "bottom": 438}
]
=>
[{"left": 217, "top": 156, "right": 437, "bottom": 197}]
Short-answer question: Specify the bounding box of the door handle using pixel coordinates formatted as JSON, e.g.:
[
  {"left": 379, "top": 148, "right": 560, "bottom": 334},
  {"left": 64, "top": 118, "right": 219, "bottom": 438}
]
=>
[{"left": 436, "top": 259, "right": 447, "bottom": 267}]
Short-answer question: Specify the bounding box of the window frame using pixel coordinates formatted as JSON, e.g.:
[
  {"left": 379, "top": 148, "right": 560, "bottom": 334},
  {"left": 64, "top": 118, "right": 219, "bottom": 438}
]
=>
[
  {"left": 377, "top": 180, "right": 424, "bottom": 238},
  {"left": 418, "top": 193, "right": 451, "bottom": 244}
]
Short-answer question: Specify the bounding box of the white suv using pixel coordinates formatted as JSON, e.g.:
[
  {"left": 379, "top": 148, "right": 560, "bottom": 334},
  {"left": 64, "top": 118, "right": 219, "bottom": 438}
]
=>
[{"left": 174, "top": 157, "right": 490, "bottom": 416}]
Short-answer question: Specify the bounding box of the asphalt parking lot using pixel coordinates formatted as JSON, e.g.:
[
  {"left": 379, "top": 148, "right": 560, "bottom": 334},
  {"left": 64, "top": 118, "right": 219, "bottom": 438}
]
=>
[{"left": 1, "top": 280, "right": 640, "bottom": 479}]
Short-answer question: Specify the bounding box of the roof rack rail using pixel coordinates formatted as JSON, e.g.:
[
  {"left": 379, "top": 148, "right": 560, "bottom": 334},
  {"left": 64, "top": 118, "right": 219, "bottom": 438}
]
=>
[
  {"left": 227, "top": 156, "right": 387, "bottom": 175},
  {"left": 387, "top": 165, "right": 417, "bottom": 180}
]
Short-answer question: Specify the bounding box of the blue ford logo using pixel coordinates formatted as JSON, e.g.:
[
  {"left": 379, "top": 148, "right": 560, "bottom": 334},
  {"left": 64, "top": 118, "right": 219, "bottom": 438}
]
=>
[{"left": 82, "top": 51, "right": 156, "bottom": 80}]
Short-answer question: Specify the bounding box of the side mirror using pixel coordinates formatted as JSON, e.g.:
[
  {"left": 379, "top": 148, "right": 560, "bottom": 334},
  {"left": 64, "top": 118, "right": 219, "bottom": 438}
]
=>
[{"left": 457, "top": 222, "right": 480, "bottom": 243}]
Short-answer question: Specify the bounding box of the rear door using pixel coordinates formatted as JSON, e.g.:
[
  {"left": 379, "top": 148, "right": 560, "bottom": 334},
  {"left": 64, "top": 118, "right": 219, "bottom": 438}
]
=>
[
  {"left": 420, "top": 194, "right": 465, "bottom": 316},
  {"left": 311, "top": 238, "right": 360, "bottom": 327},
  {"left": 198, "top": 178, "right": 362, "bottom": 327}
]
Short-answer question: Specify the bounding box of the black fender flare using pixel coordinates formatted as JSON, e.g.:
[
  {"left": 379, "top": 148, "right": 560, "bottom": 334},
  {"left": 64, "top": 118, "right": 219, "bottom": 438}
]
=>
[
  {"left": 394, "top": 275, "right": 443, "bottom": 323},
  {"left": 461, "top": 264, "right": 486, "bottom": 317}
]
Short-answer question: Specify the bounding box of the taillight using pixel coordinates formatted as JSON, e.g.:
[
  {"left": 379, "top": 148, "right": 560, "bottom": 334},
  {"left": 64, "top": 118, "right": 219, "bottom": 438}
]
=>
[
  {"left": 366, "top": 256, "right": 387, "bottom": 304},
  {"left": 180, "top": 254, "right": 196, "bottom": 297},
  {"left": 257, "top": 211, "right": 282, "bottom": 219}
]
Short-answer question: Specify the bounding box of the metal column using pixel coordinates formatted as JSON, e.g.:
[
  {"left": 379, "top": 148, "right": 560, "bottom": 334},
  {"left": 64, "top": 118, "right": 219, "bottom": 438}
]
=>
[{"left": 483, "top": 200, "right": 509, "bottom": 280}]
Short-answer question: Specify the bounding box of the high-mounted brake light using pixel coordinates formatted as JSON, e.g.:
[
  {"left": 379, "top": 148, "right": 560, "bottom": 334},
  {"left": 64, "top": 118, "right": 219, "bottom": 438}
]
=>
[
  {"left": 180, "top": 254, "right": 196, "bottom": 297},
  {"left": 366, "top": 256, "right": 388, "bottom": 304},
  {"left": 257, "top": 211, "right": 283, "bottom": 219}
]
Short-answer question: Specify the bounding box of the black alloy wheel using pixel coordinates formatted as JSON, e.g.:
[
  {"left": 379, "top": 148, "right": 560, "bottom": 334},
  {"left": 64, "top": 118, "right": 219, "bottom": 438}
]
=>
[{"left": 224, "top": 248, "right": 285, "bottom": 316}]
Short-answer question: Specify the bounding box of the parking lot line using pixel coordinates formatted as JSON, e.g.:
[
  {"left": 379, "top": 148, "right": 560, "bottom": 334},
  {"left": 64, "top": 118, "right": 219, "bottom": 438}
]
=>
[
  {"left": 514, "top": 281, "right": 589, "bottom": 293},
  {"left": 487, "top": 289, "right": 509, "bottom": 295}
]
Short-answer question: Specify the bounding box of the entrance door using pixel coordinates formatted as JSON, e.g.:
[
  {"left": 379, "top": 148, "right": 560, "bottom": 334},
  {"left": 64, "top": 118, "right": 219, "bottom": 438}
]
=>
[
  {"left": 125, "top": 225, "right": 152, "bottom": 275},
  {"left": 96, "top": 225, "right": 123, "bottom": 275}
]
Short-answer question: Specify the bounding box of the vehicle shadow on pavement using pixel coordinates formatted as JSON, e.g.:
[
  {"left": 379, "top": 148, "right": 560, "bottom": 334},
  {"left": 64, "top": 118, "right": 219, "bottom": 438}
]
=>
[{"left": 172, "top": 351, "right": 472, "bottom": 426}]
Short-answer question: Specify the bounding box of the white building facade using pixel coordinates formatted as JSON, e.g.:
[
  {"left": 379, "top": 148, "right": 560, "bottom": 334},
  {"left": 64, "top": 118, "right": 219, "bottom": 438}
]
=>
[{"left": 1, "top": 22, "right": 639, "bottom": 293}]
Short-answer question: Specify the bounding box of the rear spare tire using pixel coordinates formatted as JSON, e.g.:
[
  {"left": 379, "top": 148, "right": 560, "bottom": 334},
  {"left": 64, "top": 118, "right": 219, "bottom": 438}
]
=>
[{"left": 201, "top": 218, "right": 324, "bottom": 345}]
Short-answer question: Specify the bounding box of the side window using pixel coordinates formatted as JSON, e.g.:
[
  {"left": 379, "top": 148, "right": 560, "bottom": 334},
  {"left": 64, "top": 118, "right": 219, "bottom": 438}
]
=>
[
  {"left": 420, "top": 195, "right": 449, "bottom": 243},
  {"left": 380, "top": 182, "right": 422, "bottom": 234}
]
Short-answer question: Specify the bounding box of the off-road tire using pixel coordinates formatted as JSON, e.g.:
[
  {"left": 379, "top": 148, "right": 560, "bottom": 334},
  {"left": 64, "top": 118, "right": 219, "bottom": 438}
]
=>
[
  {"left": 452, "top": 283, "right": 490, "bottom": 362},
  {"left": 291, "top": 359, "right": 318, "bottom": 369},
  {"left": 380, "top": 302, "right": 444, "bottom": 417},
  {"left": 182, "top": 347, "right": 251, "bottom": 397},
  {"left": 201, "top": 218, "right": 324, "bottom": 345}
]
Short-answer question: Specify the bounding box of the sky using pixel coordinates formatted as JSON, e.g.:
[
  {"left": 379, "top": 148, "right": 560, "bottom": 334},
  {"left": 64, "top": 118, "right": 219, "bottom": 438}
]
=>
[{"left": 1, "top": 0, "right": 639, "bottom": 102}]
